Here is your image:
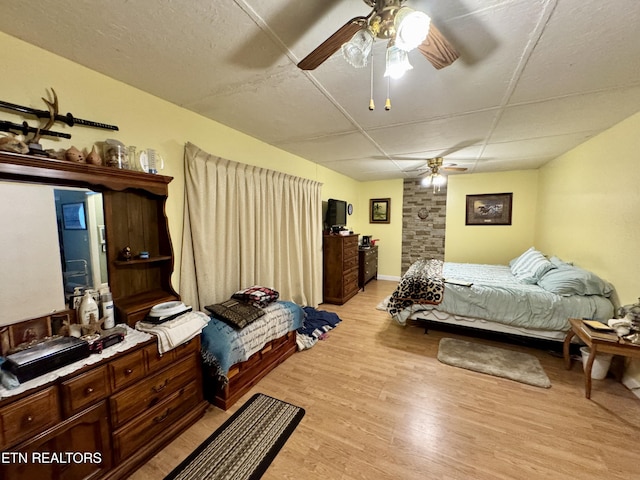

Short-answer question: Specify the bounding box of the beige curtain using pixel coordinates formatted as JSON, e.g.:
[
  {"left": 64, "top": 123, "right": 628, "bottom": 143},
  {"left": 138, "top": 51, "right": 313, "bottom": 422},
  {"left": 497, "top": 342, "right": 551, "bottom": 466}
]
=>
[{"left": 180, "top": 142, "right": 323, "bottom": 310}]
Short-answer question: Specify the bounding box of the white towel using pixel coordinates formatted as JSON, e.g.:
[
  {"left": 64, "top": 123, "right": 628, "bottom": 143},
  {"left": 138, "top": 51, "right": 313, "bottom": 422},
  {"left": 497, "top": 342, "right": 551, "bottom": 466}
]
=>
[{"left": 136, "top": 311, "right": 210, "bottom": 354}]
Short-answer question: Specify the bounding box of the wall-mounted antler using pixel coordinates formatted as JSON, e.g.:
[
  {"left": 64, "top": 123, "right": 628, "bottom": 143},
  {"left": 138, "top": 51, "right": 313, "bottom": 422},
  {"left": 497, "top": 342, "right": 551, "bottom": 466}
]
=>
[{"left": 29, "top": 88, "right": 59, "bottom": 144}]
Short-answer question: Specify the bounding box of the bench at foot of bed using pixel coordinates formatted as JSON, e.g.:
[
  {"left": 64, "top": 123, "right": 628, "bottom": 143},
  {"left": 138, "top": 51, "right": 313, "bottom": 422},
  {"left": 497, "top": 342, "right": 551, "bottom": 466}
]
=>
[{"left": 204, "top": 331, "right": 297, "bottom": 410}]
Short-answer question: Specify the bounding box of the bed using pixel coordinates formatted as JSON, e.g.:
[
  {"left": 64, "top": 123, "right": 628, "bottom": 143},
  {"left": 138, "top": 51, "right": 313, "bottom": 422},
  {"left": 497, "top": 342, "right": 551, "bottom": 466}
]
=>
[
  {"left": 388, "top": 250, "right": 615, "bottom": 342},
  {"left": 200, "top": 299, "right": 304, "bottom": 410}
]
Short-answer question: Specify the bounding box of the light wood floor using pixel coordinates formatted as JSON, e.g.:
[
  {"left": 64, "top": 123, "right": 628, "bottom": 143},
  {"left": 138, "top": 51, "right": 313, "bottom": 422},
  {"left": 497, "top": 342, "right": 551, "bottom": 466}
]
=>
[{"left": 131, "top": 280, "right": 640, "bottom": 480}]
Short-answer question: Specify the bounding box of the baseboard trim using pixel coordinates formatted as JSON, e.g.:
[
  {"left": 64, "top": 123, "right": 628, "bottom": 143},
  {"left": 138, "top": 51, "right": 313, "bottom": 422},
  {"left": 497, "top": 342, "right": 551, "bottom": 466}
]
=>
[{"left": 376, "top": 274, "right": 401, "bottom": 282}]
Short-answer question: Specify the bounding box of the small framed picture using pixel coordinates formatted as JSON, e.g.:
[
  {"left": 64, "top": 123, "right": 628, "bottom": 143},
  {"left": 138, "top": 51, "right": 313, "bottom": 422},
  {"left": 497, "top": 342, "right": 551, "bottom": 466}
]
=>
[
  {"left": 369, "top": 198, "right": 391, "bottom": 224},
  {"left": 62, "top": 202, "right": 87, "bottom": 230},
  {"left": 465, "top": 193, "right": 513, "bottom": 225},
  {"left": 8, "top": 316, "right": 52, "bottom": 349}
]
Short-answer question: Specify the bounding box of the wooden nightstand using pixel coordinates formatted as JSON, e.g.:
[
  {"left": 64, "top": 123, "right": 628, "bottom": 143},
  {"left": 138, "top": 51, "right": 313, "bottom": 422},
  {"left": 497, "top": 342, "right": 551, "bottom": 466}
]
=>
[{"left": 563, "top": 318, "right": 640, "bottom": 399}]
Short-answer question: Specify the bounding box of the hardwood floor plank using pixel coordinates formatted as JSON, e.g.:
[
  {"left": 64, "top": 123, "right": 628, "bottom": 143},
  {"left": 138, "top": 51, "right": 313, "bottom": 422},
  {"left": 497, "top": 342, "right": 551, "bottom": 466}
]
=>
[{"left": 131, "top": 280, "right": 639, "bottom": 480}]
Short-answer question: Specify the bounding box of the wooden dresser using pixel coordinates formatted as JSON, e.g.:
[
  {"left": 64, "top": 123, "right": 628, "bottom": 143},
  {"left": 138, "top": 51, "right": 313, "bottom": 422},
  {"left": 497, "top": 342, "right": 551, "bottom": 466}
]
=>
[
  {"left": 358, "top": 245, "right": 378, "bottom": 289},
  {"left": 0, "top": 152, "right": 208, "bottom": 479},
  {"left": 322, "top": 234, "right": 359, "bottom": 305},
  {"left": 0, "top": 332, "right": 207, "bottom": 480}
]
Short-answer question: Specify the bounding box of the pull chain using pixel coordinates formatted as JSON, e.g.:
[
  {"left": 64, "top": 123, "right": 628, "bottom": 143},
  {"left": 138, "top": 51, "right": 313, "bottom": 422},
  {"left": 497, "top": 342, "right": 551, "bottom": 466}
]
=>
[
  {"left": 369, "top": 46, "right": 375, "bottom": 111},
  {"left": 385, "top": 76, "right": 391, "bottom": 111}
]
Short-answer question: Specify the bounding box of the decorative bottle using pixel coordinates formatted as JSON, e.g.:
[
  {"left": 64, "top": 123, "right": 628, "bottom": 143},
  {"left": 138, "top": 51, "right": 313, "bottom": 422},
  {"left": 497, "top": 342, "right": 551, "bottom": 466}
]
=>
[
  {"left": 101, "top": 290, "right": 115, "bottom": 329},
  {"left": 78, "top": 290, "right": 99, "bottom": 327}
]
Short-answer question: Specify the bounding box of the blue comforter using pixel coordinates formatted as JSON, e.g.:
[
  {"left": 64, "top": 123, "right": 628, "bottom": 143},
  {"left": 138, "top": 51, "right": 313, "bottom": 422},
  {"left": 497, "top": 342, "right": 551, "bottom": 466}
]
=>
[{"left": 201, "top": 300, "right": 304, "bottom": 379}]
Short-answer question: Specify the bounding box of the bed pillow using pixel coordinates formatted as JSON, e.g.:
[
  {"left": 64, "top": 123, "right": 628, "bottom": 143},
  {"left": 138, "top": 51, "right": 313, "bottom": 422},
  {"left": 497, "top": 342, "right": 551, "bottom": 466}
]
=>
[
  {"left": 549, "top": 256, "right": 573, "bottom": 268},
  {"left": 509, "top": 247, "right": 555, "bottom": 284},
  {"left": 205, "top": 299, "right": 265, "bottom": 329},
  {"left": 538, "top": 265, "right": 613, "bottom": 297},
  {"left": 231, "top": 285, "right": 279, "bottom": 308}
]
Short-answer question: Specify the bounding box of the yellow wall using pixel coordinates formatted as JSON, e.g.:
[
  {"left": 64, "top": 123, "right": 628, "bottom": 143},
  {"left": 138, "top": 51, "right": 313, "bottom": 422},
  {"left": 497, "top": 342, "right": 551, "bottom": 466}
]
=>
[
  {"left": 535, "top": 111, "right": 640, "bottom": 305},
  {"left": 353, "top": 180, "right": 405, "bottom": 279},
  {"left": 0, "top": 32, "right": 373, "bottom": 293},
  {"left": 445, "top": 170, "right": 539, "bottom": 265}
]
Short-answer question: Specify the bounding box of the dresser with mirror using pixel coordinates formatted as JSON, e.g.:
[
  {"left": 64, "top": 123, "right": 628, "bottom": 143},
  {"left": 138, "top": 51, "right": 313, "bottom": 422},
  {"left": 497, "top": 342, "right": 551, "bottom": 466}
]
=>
[{"left": 0, "top": 151, "right": 207, "bottom": 480}]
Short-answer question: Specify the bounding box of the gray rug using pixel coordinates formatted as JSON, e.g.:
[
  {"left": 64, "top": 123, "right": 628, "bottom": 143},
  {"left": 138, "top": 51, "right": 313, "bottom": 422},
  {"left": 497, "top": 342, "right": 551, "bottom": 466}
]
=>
[{"left": 437, "top": 337, "right": 551, "bottom": 388}]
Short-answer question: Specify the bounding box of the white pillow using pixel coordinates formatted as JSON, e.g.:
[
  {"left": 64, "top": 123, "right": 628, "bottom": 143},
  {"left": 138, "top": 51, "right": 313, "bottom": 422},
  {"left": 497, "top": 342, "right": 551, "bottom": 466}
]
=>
[{"left": 510, "top": 247, "right": 555, "bottom": 284}]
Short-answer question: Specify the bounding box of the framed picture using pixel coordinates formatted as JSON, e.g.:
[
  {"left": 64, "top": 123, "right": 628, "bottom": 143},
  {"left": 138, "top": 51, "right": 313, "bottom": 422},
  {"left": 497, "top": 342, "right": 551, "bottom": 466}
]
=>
[
  {"left": 370, "top": 198, "right": 391, "bottom": 224},
  {"left": 62, "top": 202, "right": 87, "bottom": 230},
  {"left": 465, "top": 193, "right": 513, "bottom": 225}
]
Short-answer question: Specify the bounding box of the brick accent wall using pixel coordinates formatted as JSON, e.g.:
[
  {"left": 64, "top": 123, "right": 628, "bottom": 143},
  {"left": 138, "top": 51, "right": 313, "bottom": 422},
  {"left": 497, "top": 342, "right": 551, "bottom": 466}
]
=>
[{"left": 402, "top": 179, "right": 448, "bottom": 274}]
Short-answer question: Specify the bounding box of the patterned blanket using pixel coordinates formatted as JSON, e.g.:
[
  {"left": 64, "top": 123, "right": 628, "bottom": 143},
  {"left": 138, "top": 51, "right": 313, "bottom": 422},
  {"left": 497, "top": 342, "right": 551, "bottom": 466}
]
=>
[{"left": 387, "top": 258, "right": 445, "bottom": 319}]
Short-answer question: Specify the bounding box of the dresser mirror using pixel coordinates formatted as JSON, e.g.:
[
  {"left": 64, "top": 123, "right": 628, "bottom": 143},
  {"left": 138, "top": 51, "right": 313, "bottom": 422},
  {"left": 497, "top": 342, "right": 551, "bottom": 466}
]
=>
[
  {"left": 0, "top": 180, "right": 107, "bottom": 324},
  {"left": 54, "top": 187, "right": 108, "bottom": 298}
]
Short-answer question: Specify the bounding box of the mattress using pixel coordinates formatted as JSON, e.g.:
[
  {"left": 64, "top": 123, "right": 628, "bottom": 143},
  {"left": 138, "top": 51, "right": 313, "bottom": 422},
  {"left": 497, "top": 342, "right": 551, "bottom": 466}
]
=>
[{"left": 390, "top": 262, "right": 614, "bottom": 332}]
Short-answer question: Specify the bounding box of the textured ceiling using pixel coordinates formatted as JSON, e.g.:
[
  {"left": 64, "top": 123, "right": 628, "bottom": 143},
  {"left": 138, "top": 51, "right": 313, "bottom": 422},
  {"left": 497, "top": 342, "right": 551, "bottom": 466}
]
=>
[{"left": 1, "top": 0, "right": 639, "bottom": 181}]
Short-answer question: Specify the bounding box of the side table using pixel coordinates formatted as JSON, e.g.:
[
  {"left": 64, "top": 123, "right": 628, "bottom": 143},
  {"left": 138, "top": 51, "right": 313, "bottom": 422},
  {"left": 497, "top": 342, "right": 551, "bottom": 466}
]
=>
[{"left": 563, "top": 318, "right": 640, "bottom": 399}]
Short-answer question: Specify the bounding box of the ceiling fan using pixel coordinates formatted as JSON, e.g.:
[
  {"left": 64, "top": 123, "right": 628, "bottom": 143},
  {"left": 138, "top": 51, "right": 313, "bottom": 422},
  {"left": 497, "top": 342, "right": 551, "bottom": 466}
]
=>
[
  {"left": 297, "top": 0, "right": 459, "bottom": 74},
  {"left": 408, "top": 157, "right": 467, "bottom": 192}
]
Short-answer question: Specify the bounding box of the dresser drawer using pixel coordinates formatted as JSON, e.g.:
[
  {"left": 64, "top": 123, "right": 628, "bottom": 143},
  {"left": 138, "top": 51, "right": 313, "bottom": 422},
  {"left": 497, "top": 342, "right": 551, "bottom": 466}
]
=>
[
  {"left": 60, "top": 364, "right": 110, "bottom": 417},
  {"left": 112, "top": 381, "right": 200, "bottom": 462},
  {"left": 144, "top": 343, "right": 175, "bottom": 373},
  {"left": 110, "top": 355, "right": 198, "bottom": 428},
  {"left": 344, "top": 255, "right": 358, "bottom": 271},
  {"left": 109, "top": 348, "right": 146, "bottom": 391},
  {"left": 172, "top": 335, "right": 200, "bottom": 358},
  {"left": 0, "top": 386, "right": 60, "bottom": 449}
]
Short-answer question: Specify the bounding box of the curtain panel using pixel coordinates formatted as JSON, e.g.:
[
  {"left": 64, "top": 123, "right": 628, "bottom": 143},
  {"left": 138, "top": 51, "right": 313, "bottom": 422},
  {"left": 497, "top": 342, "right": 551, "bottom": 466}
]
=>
[{"left": 180, "top": 142, "right": 323, "bottom": 310}]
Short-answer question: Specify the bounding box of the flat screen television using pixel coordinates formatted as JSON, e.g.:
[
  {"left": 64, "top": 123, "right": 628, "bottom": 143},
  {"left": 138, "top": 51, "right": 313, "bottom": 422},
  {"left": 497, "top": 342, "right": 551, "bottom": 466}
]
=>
[{"left": 326, "top": 198, "right": 347, "bottom": 227}]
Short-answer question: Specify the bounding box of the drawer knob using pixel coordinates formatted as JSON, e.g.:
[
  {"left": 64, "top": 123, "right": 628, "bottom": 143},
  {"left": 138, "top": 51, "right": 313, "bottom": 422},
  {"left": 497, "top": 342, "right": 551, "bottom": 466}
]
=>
[
  {"left": 85, "top": 387, "right": 94, "bottom": 395},
  {"left": 152, "top": 379, "right": 168, "bottom": 393},
  {"left": 125, "top": 368, "right": 133, "bottom": 375},
  {"left": 25, "top": 415, "right": 33, "bottom": 423}
]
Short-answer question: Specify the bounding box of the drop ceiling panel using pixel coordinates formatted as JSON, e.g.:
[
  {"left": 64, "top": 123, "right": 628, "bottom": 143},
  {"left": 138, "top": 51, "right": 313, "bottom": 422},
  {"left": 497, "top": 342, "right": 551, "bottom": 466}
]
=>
[
  {"left": 492, "top": 85, "right": 640, "bottom": 143},
  {"left": 510, "top": 0, "right": 640, "bottom": 103},
  {"left": 189, "top": 71, "right": 358, "bottom": 145},
  {"left": 276, "top": 131, "right": 381, "bottom": 163},
  {"left": 367, "top": 110, "right": 498, "bottom": 154},
  {"left": 482, "top": 132, "right": 598, "bottom": 164}
]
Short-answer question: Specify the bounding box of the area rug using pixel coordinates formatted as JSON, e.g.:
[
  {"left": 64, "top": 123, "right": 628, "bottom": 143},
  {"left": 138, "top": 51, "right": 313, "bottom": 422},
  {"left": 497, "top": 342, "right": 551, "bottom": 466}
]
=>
[
  {"left": 437, "top": 337, "right": 551, "bottom": 388},
  {"left": 376, "top": 295, "right": 390, "bottom": 311},
  {"left": 164, "top": 393, "right": 305, "bottom": 480}
]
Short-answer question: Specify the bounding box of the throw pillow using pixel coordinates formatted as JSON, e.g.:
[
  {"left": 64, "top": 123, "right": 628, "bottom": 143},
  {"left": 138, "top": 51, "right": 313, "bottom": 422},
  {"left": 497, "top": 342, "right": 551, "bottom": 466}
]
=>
[{"left": 205, "top": 299, "right": 265, "bottom": 329}]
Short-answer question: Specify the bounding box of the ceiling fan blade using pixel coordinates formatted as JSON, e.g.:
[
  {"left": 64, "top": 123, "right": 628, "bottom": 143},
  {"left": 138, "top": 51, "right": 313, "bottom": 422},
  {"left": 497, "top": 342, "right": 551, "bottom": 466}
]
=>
[
  {"left": 297, "top": 17, "right": 368, "bottom": 70},
  {"left": 417, "top": 24, "right": 459, "bottom": 70},
  {"left": 443, "top": 166, "right": 468, "bottom": 171}
]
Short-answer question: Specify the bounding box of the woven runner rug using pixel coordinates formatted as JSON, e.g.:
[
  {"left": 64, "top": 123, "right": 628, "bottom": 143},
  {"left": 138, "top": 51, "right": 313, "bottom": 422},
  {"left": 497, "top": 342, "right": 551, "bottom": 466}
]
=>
[
  {"left": 437, "top": 337, "right": 551, "bottom": 388},
  {"left": 164, "top": 393, "right": 305, "bottom": 480}
]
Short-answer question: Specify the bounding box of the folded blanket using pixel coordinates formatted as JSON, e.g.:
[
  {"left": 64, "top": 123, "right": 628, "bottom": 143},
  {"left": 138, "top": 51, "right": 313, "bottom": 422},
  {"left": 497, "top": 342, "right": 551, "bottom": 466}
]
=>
[
  {"left": 136, "top": 311, "right": 210, "bottom": 354},
  {"left": 387, "top": 258, "right": 445, "bottom": 320}
]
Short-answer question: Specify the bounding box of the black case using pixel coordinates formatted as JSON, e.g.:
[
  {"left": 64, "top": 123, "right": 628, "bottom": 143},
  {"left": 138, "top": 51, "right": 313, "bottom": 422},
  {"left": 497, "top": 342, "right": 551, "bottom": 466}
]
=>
[{"left": 2, "top": 337, "right": 91, "bottom": 383}]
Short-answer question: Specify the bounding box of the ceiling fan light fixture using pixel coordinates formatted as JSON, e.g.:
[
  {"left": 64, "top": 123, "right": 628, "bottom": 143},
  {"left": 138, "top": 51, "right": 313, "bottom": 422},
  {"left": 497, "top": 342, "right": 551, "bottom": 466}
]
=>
[
  {"left": 341, "top": 28, "right": 374, "bottom": 68},
  {"left": 395, "top": 7, "right": 431, "bottom": 52},
  {"left": 384, "top": 45, "right": 412, "bottom": 79}
]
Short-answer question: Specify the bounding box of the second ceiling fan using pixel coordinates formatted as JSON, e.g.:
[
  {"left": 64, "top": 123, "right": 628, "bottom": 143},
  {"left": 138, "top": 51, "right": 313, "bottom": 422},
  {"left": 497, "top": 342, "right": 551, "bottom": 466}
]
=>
[
  {"left": 297, "top": 0, "right": 459, "bottom": 73},
  {"left": 411, "top": 157, "right": 467, "bottom": 192}
]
